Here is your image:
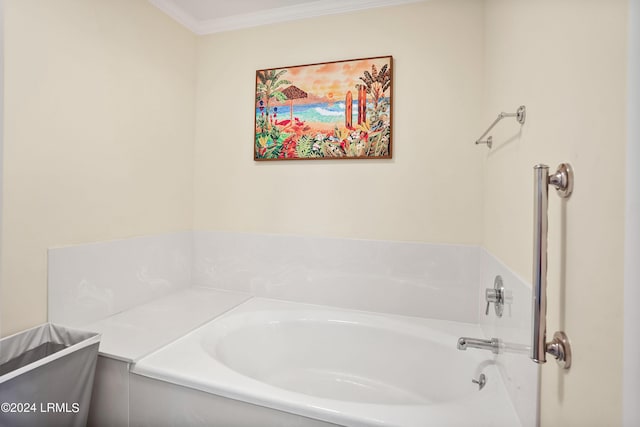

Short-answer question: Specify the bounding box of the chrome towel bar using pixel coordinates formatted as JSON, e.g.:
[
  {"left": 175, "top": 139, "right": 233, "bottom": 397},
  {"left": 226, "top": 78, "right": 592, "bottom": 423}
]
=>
[
  {"left": 475, "top": 106, "right": 526, "bottom": 148},
  {"left": 532, "top": 163, "right": 573, "bottom": 369}
]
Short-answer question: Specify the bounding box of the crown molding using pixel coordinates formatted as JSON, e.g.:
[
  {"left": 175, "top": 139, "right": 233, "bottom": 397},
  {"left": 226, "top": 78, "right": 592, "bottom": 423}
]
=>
[
  {"left": 148, "top": 0, "right": 202, "bottom": 34},
  {"left": 150, "top": 0, "right": 427, "bottom": 35}
]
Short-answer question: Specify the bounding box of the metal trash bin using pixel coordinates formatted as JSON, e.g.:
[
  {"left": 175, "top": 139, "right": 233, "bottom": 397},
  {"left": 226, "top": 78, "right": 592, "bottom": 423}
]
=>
[{"left": 0, "top": 323, "right": 100, "bottom": 427}]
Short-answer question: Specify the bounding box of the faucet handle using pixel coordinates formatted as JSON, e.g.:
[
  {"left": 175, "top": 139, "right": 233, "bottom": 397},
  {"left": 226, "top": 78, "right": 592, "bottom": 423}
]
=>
[{"left": 484, "top": 275, "right": 505, "bottom": 317}]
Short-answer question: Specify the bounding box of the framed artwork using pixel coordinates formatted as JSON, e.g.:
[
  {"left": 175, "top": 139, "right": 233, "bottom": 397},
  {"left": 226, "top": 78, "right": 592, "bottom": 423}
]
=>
[{"left": 254, "top": 56, "right": 393, "bottom": 161}]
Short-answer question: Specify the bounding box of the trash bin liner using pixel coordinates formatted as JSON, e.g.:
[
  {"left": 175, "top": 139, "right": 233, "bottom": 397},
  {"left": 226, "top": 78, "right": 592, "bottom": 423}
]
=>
[{"left": 0, "top": 323, "right": 100, "bottom": 427}]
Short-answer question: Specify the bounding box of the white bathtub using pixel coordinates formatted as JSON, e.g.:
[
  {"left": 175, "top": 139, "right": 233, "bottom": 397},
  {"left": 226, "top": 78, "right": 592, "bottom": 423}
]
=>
[{"left": 132, "top": 298, "right": 521, "bottom": 427}]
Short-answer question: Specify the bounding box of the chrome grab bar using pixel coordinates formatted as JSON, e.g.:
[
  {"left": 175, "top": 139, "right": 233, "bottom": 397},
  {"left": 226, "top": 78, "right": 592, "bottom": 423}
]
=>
[{"left": 532, "top": 163, "right": 573, "bottom": 369}]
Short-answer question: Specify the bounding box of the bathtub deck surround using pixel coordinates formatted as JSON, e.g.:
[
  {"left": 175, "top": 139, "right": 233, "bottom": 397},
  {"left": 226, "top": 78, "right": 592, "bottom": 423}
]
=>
[
  {"left": 80, "top": 287, "right": 250, "bottom": 362},
  {"left": 47, "top": 231, "right": 535, "bottom": 426},
  {"left": 63, "top": 286, "right": 251, "bottom": 426}
]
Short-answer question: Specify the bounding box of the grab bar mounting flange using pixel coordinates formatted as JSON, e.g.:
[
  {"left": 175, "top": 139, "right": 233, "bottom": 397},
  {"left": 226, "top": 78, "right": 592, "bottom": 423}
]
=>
[{"left": 550, "top": 163, "right": 573, "bottom": 198}]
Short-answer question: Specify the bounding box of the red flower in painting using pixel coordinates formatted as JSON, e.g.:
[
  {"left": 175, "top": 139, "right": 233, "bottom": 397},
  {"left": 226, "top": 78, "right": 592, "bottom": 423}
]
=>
[{"left": 281, "top": 135, "right": 298, "bottom": 158}]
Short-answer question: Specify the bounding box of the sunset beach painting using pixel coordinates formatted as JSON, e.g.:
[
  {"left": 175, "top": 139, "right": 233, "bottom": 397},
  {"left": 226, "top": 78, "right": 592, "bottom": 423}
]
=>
[{"left": 254, "top": 56, "right": 393, "bottom": 160}]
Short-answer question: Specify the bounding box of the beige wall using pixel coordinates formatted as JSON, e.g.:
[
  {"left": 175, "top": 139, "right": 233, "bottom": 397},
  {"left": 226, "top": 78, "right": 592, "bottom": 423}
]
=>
[
  {"left": 1, "top": 0, "right": 196, "bottom": 336},
  {"left": 1, "top": 0, "right": 630, "bottom": 424},
  {"left": 193, "top": 0, "right": 485, "bottom": 243},
  {"left": 483, "top": 1, "right": 627, "bottom": 426}
]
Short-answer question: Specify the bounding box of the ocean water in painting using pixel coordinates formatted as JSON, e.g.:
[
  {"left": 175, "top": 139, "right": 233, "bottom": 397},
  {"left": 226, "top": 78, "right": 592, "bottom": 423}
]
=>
[
  {"left": 256, "top": 102, "right": 358, "bottom": 124},
  {"left": 255, "top": 99, "right": 387, "bottom": 125}
]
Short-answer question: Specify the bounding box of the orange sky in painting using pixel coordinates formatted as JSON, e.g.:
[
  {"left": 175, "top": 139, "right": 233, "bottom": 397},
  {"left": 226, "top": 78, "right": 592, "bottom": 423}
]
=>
[{"left": 271, "top": 58, "right": 390, "bottom": 104}]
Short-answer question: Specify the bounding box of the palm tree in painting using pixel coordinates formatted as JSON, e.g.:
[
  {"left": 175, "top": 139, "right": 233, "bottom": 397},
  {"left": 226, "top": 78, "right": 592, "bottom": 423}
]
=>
[
  {"left": 358, "top": 64, "right": 391, "bottom": 110},
  {"left": 256, "top": 69, "right": 291, "bottom": 130}
]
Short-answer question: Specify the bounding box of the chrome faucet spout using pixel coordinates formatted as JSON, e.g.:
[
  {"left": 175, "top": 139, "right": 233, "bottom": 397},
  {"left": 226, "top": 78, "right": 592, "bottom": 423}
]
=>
[{"left": 457, "top": 337, "right": 500, "bottom": 354}]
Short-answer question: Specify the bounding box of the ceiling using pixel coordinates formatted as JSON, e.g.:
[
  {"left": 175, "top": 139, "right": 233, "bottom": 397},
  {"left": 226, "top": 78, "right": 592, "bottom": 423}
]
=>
[{"left": 149, "top": 0, "right": 426, "bottom": 34}]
